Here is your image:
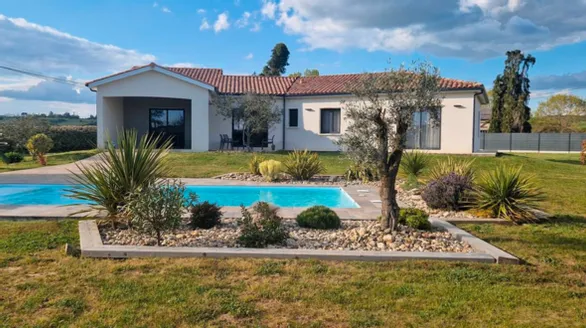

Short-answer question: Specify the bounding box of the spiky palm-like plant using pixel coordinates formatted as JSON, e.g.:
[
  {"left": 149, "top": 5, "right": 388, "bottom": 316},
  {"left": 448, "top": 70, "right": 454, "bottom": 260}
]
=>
[
  {"left": 66, "top": 129, "right": 172, "bottom": 226},
  {"left": 428, "top": 157, "right": 476, "bottom": 182},
  {"left": 283, "top": 149, "right": 325, "bottom": 181},
  {"left": 473, "top": 166, "right": 545, "bottom": 223}
]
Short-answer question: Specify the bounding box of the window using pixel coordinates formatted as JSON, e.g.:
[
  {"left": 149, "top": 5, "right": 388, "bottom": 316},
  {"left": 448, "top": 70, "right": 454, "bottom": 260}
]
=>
[
  {"left": 289, "top": 108, "right": 299, "bottom": 127},
  {"left": 231, "top": 108, "right": 267, "bottom": 147},
  {"left": 320, "top": 108, "right": 341, "bottom": 134},
  {"left": 149, "top": 109, "right": 185, "bottom": 149},
  {"left": 406, "top": 110, "right": 441, "bottom": 149}
]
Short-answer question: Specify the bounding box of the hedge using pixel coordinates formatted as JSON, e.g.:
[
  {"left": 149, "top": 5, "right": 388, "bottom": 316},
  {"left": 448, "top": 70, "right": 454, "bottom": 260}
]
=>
[{"left": 47, "top": 125, "right": 97, "bottom": 152}]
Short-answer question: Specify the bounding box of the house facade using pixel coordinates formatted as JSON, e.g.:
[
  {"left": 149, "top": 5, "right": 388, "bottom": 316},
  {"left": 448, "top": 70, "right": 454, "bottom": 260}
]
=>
[{"left": 86, "top": 63, "right": 488, "bottom": 154}]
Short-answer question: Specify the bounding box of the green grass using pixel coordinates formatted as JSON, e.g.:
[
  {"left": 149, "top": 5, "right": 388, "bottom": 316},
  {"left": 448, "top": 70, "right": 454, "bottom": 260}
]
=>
[
  {"left": 0, "top": 218, "right": 585, "bottom": 327},
  {"left": 0, "top": 149, "right": 99, "bottom": 173},
  {"left": 166, "top": 152, "right": 586, "bottom": 216}
]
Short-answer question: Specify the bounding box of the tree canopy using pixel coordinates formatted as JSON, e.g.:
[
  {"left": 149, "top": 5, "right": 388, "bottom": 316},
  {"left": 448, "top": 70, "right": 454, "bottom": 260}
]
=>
[
  {"left": 337, "top": 61, "right": 443, "bottom": 230},
  {"left": 532, "top": 94, "right": 586, "bottom": 132},
  {"left": 261, "top": 43, "right": 290, "bottom": 76},
  {"left": 489, "top": 50, "right": 536, "bottom": 133},
  {"left": 289, "top": 69, "right": 320, "bottom": 78}
]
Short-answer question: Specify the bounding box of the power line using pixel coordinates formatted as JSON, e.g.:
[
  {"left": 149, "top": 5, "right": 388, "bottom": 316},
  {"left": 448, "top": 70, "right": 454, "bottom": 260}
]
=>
[{"left": 0, "top": 64, "right": 85, "bottom": 87}]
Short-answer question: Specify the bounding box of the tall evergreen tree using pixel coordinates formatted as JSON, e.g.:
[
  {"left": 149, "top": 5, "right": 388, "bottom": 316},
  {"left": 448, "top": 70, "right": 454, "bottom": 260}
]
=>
[
  {"left": 490, "top": 50, "right": 536, "bottom": 133},
  {"left": 261, "top": 43, "right": 290, "bottom": 76}
]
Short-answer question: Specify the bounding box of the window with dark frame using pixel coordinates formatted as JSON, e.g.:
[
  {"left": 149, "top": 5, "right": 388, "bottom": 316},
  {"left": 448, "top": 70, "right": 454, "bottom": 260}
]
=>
[
  {"left": 149, "top": 108, "right": 186, "bottom": 149},
  {"left": 320, "top": 108, "right": 341, "bottom": 134},
  {"left": 289, "top": 108, "right": 299, "bottom": 127},
  {"left": 406, "top": 109, "right": 441, "bottom": 150}
]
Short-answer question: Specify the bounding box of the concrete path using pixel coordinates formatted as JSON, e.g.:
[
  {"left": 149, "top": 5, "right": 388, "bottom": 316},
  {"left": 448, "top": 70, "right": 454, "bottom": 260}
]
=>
[{"left": 0, "top": 154, "right": 103, "bottom": 184}]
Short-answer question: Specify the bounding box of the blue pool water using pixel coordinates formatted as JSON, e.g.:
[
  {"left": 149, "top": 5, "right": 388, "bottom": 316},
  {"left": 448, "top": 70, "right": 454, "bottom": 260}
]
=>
[{"left": 0, "top": 184, "right": 359, "bottom": 208}]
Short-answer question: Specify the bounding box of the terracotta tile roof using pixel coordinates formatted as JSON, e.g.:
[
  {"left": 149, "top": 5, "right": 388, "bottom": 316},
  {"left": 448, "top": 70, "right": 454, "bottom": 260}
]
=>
[
  {"left": 86, "top": 63, "right": 485, "bottom": 96},
  {"left": 287, "top": 73, "right": 484, "bottom": 96}
]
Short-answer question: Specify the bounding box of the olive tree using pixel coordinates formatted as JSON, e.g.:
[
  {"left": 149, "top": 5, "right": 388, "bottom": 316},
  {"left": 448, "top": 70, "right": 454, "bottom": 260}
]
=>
[
  {"left": 212, "top": 92, "right": 281, "bottom": 150},
  {"left": 337, "top": 61, "right": 443, "bottom": 230}
]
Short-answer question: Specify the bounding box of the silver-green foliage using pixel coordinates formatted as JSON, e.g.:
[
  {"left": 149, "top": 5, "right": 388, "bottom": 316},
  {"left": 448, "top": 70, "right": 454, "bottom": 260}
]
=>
[
  {"left": 67, "top": 129, "right": 172, "bottom": 223},
  {"left": 124, "top": 180, "right": 196, "bottom": 246},
  {"left": 283, "top": 149, "right": 325, "bottom": 180},
  {"left": 474, "top": 166, "right": 545, "bottom": 223}
]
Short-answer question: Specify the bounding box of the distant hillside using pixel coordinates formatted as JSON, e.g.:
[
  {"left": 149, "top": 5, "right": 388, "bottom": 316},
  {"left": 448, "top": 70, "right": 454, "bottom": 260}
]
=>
[{"left": 0, "top": 115, "right": 96, "bottom": 126}]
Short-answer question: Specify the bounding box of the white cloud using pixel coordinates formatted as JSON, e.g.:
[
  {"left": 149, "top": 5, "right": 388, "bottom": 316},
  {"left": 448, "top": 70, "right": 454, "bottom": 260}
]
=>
[
  {"left": 197, "top": 8, "right": 206, "bottom": 14},
  {"left": 161, "top": 6, "right": 171, "bottom": 13},
  {"left": 261, "top": 0, "right": 586, "bottom": 59},
  {"left": 533, "top": 70, "right": 586, "bottom": 91},
  {"left": 0, "top": 14, "right": 155, "bottom": 74},
  {"left": 199, "top": 18, "right": 210, "bottom": 30},
  {"left": 250, "top": 22, "right": 261, "bottom": 32},
  {"left": 261, "top": 1, "right": 277, "bottom": 19},
  {"left": 152, "top": 2, "right": 158, "bottom": 7},
  {"left": 214, "top": 12, "right": 230, "bottom": 33},
  {"left": 236, "top": 11, "right": 251, "bottom": 28},
  {"left": 244, "top": 53, "right": 254, "bottom": 60},
  {"left": 165, "top": 62, "right": 202, "bottom": 68}
]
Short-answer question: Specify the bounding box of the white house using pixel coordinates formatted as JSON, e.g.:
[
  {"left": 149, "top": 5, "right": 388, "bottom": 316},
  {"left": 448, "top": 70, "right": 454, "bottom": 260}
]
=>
[{"left": 86, "top": 63, "right": 488, "bottom": 154}]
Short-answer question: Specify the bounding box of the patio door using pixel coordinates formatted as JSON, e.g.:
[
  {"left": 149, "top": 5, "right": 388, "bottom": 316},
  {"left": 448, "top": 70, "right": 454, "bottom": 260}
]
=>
[
  {"left": 232, "top": 108, "right": 268, "bottom": 148},
  {"left": 149, "top": 108, "right": 185, "bottom": 149}
]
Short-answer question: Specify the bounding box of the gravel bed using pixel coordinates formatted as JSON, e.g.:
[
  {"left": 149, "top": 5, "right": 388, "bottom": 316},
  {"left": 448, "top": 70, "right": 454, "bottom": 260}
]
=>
[{"left": 100, "top": 219, "right": 473, "bottom": 253}]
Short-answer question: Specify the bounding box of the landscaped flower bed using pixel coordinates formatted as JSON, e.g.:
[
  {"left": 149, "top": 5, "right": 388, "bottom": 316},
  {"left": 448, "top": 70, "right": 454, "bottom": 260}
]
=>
[{"left": 99, "top": 219, "right": 472, "bottom": 253}]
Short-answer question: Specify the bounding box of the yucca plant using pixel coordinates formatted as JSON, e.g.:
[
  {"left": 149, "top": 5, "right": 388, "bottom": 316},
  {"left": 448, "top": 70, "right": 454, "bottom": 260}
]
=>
[
  {"left": 345, "top": 161, "right": 380, "bottom": 183},
  {"left": 67, "top": 129, "right": 172, "bottom": 226},
  {"left": 283, "top": 149, "right": 325, "bottom": 180},
  {"left": 248, "top": 154, "right": 265, "bottom": 176},
  {"left": 473, "top": 166, "right": 545, "bottom": 224},
  {"left": 400, "top": 151, "right": 430, "bottom": 188},
  {"left": 428, "top": 157, "right": 475, "bottom": 182}
]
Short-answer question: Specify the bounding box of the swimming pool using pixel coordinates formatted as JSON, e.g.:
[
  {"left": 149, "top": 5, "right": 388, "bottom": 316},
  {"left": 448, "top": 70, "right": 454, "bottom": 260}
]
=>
[{"left": 0, "top": 184, "right": 360, "bottom": 208}]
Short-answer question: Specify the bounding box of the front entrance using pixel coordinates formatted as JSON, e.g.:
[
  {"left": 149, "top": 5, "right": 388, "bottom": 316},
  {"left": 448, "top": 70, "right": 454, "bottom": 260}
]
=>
[{"left": 149, "top": 108, "right": 186, "bottom": 149}]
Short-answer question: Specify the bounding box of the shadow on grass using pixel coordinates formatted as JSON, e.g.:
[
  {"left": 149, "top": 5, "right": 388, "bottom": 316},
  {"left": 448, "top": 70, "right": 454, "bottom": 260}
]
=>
[{"left": 546, "top": 159, "right": 584, "bottom": 166}]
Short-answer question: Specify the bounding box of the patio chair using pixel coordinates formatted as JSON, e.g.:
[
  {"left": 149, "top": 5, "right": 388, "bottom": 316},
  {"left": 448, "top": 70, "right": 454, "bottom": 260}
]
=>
[
  {"left": 261, "top": 135, "right": 275, "bottom": 151},
  {"left": 220, "top": 134, "right": 234, "bottom": 150}
]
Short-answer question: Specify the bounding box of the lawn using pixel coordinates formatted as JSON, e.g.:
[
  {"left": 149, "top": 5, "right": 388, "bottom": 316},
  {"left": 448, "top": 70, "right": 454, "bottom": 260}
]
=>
[
  {"left": 0, "top": 150, "right": 99, "bottom": 173},
  {"left": 165, "top": 151, "right": 586, "bottom": 216},
  {"left": 0, "top": 218, "right": 585, "bottom": 327}
]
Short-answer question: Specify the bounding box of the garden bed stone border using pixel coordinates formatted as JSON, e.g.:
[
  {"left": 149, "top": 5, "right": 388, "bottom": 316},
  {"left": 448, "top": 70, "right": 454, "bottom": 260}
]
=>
[{"left": 78, "top": 220, "right": 519, "bottom": 264}]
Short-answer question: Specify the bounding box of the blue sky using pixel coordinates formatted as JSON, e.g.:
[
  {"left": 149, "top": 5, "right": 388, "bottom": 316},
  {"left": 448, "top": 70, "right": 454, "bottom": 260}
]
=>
[{"left": 1, "top": 0, "right": 586, "bottom": 117}]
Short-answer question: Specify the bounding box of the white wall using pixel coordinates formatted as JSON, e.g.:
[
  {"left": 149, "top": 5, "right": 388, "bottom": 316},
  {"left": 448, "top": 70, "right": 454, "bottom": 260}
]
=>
[
  {"left": 283, "top": 92, "right": 479, "bottom": 153},
  {"left": 95, "top": 70, "right": 210, "bottom": 151},
  {"left": 97, "top": 96, "right": 123, "bottom": 147}
]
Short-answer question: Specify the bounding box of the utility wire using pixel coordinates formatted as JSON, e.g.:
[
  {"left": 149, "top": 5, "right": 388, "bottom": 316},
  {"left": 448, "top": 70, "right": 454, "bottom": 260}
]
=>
[{"left": 0, "top": 64, "right": 85, "bottom": 87}]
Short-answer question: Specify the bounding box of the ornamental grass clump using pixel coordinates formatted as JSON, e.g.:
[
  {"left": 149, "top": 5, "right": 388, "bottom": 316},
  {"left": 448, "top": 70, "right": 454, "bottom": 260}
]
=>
[
  {"left": 400, "top": 152, "right": 430, "bottom": 189},
  {"left": 421, "top": 173, "right": 473, "bottom": 211},
  {"left": 26, "top": 133, "right": 53, "bottom": 165},
  {"left": 428, "top": 157, "right": 475, "bottom": 182},
  {"left": 258, "top": 159, "right": 282, "bottom": 182},
  {"left": 296, "top": 205, "right": 341, "bottom": 229},
  {"left": 345, "top": 161, "right": 380, "bottom": 182},
  {"left": 67, "top": 129, "right": 172, "bottom": 227},
  {"left": 238, "top": 202, "right": 288, "bottom": 248},
  {"left": 473, "top": 166, "right": 545, "bottom": 224},
  {"left": 283, "top": 149, "right": 325, "bottom": 180},
  {"left": 248, "top": 154, "right": 265, "bottom": 176},
  {"left": 123, "top": 180, "right": 196, "bottom": 246}
]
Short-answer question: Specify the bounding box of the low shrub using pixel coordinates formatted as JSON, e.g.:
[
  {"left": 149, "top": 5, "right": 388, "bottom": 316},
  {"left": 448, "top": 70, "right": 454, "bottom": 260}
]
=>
[
  {"left": 428, "top": 157, "right": 475, "bottom": 181},
  {"left": 258, "top": 160, "right": 282, "bottom": 182},
  {"left": 48, "top": 126, "right": 97, "bottom": 152},
  {"left": 421, "top": 173, "right": 473, "bottom": 211},
  {"left": 399, "top": 208, "right": 431, "bottom": 230},
  {"left": 238, "top": 202, "right": 288, "bottom": 248},
  {"left": 473, "top": 166, "right": 545, "bottom": 223},
  {"left": 190, "top": 201, "right": 222, "bottom": 229},
  {"left": 248, "top": 155, "right": 265, "bottom": 176},
  {"left": 123, "top": 180, "right": 197, "bottom": 246},
  {"left": 345, "top": 161, "right": 379, "bottom": 182},
  {"left": 2, "top": 151, "right": 24, "bottom": 164},
  {"left": 26, "top": 133, "right": 53, "bottom": 165},
  {"left": 296, "top": 205, "right": 341, "bottom": 229},
  {"left": 283, "top": 149, "right": 325, "bottom": 180}
]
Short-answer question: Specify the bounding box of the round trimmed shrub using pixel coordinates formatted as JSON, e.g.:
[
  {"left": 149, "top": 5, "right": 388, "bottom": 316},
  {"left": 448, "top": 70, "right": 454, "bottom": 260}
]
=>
[
  {"left": 2, "top": 151, "right": 24, "bottom": 164},
  {"left": 399, "top": 208, "right": 431, "bottom": 230},
  {"left": 190, "top": 201, "right": 222, "bottom": 229},
  {"left": 296, "top": 205, "right": 341, "bottom": 229}
]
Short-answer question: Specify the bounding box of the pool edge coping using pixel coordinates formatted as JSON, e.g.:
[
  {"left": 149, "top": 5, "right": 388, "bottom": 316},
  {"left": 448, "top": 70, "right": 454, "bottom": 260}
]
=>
[{"left": 78, "top": 220, "right": 519, "bottom": 264}]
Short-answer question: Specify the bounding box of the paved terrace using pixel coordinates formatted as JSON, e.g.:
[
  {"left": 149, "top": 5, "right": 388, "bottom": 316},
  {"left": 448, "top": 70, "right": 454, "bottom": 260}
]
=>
[{"left": 0, "top": 157, "right": 389, "bottom": 220}]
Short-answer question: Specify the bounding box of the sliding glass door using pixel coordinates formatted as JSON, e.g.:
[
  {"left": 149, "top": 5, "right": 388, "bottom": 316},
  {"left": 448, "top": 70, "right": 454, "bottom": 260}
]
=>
[
  {"left": 406, "top": 110, "right": 441, "bottom": 149},
  {"left": 231, "top": 108, "right": 267, "bottom": 148},
  {"left": 149, "top": 108, "right": 185, "bottom": 149}
]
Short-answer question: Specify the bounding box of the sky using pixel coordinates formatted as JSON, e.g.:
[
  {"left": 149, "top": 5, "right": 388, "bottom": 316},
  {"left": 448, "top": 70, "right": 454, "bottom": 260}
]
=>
[{"left": 1, "top": 0, "right": 586, "bottom": 117}]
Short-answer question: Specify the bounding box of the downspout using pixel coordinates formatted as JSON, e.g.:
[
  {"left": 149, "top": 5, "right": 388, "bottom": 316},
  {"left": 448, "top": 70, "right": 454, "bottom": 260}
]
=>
[
  {"left": 472, "top": 90, "right": 483, "bottom": 153},
  {"left": 282, "top": 96, "right": 286, "bottom": 150}
]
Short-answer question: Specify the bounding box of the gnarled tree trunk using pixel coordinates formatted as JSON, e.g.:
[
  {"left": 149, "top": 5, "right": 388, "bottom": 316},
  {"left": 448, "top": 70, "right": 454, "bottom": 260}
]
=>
[{"left": 379, "top": 150, "right": 403, "bottom": 230}]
